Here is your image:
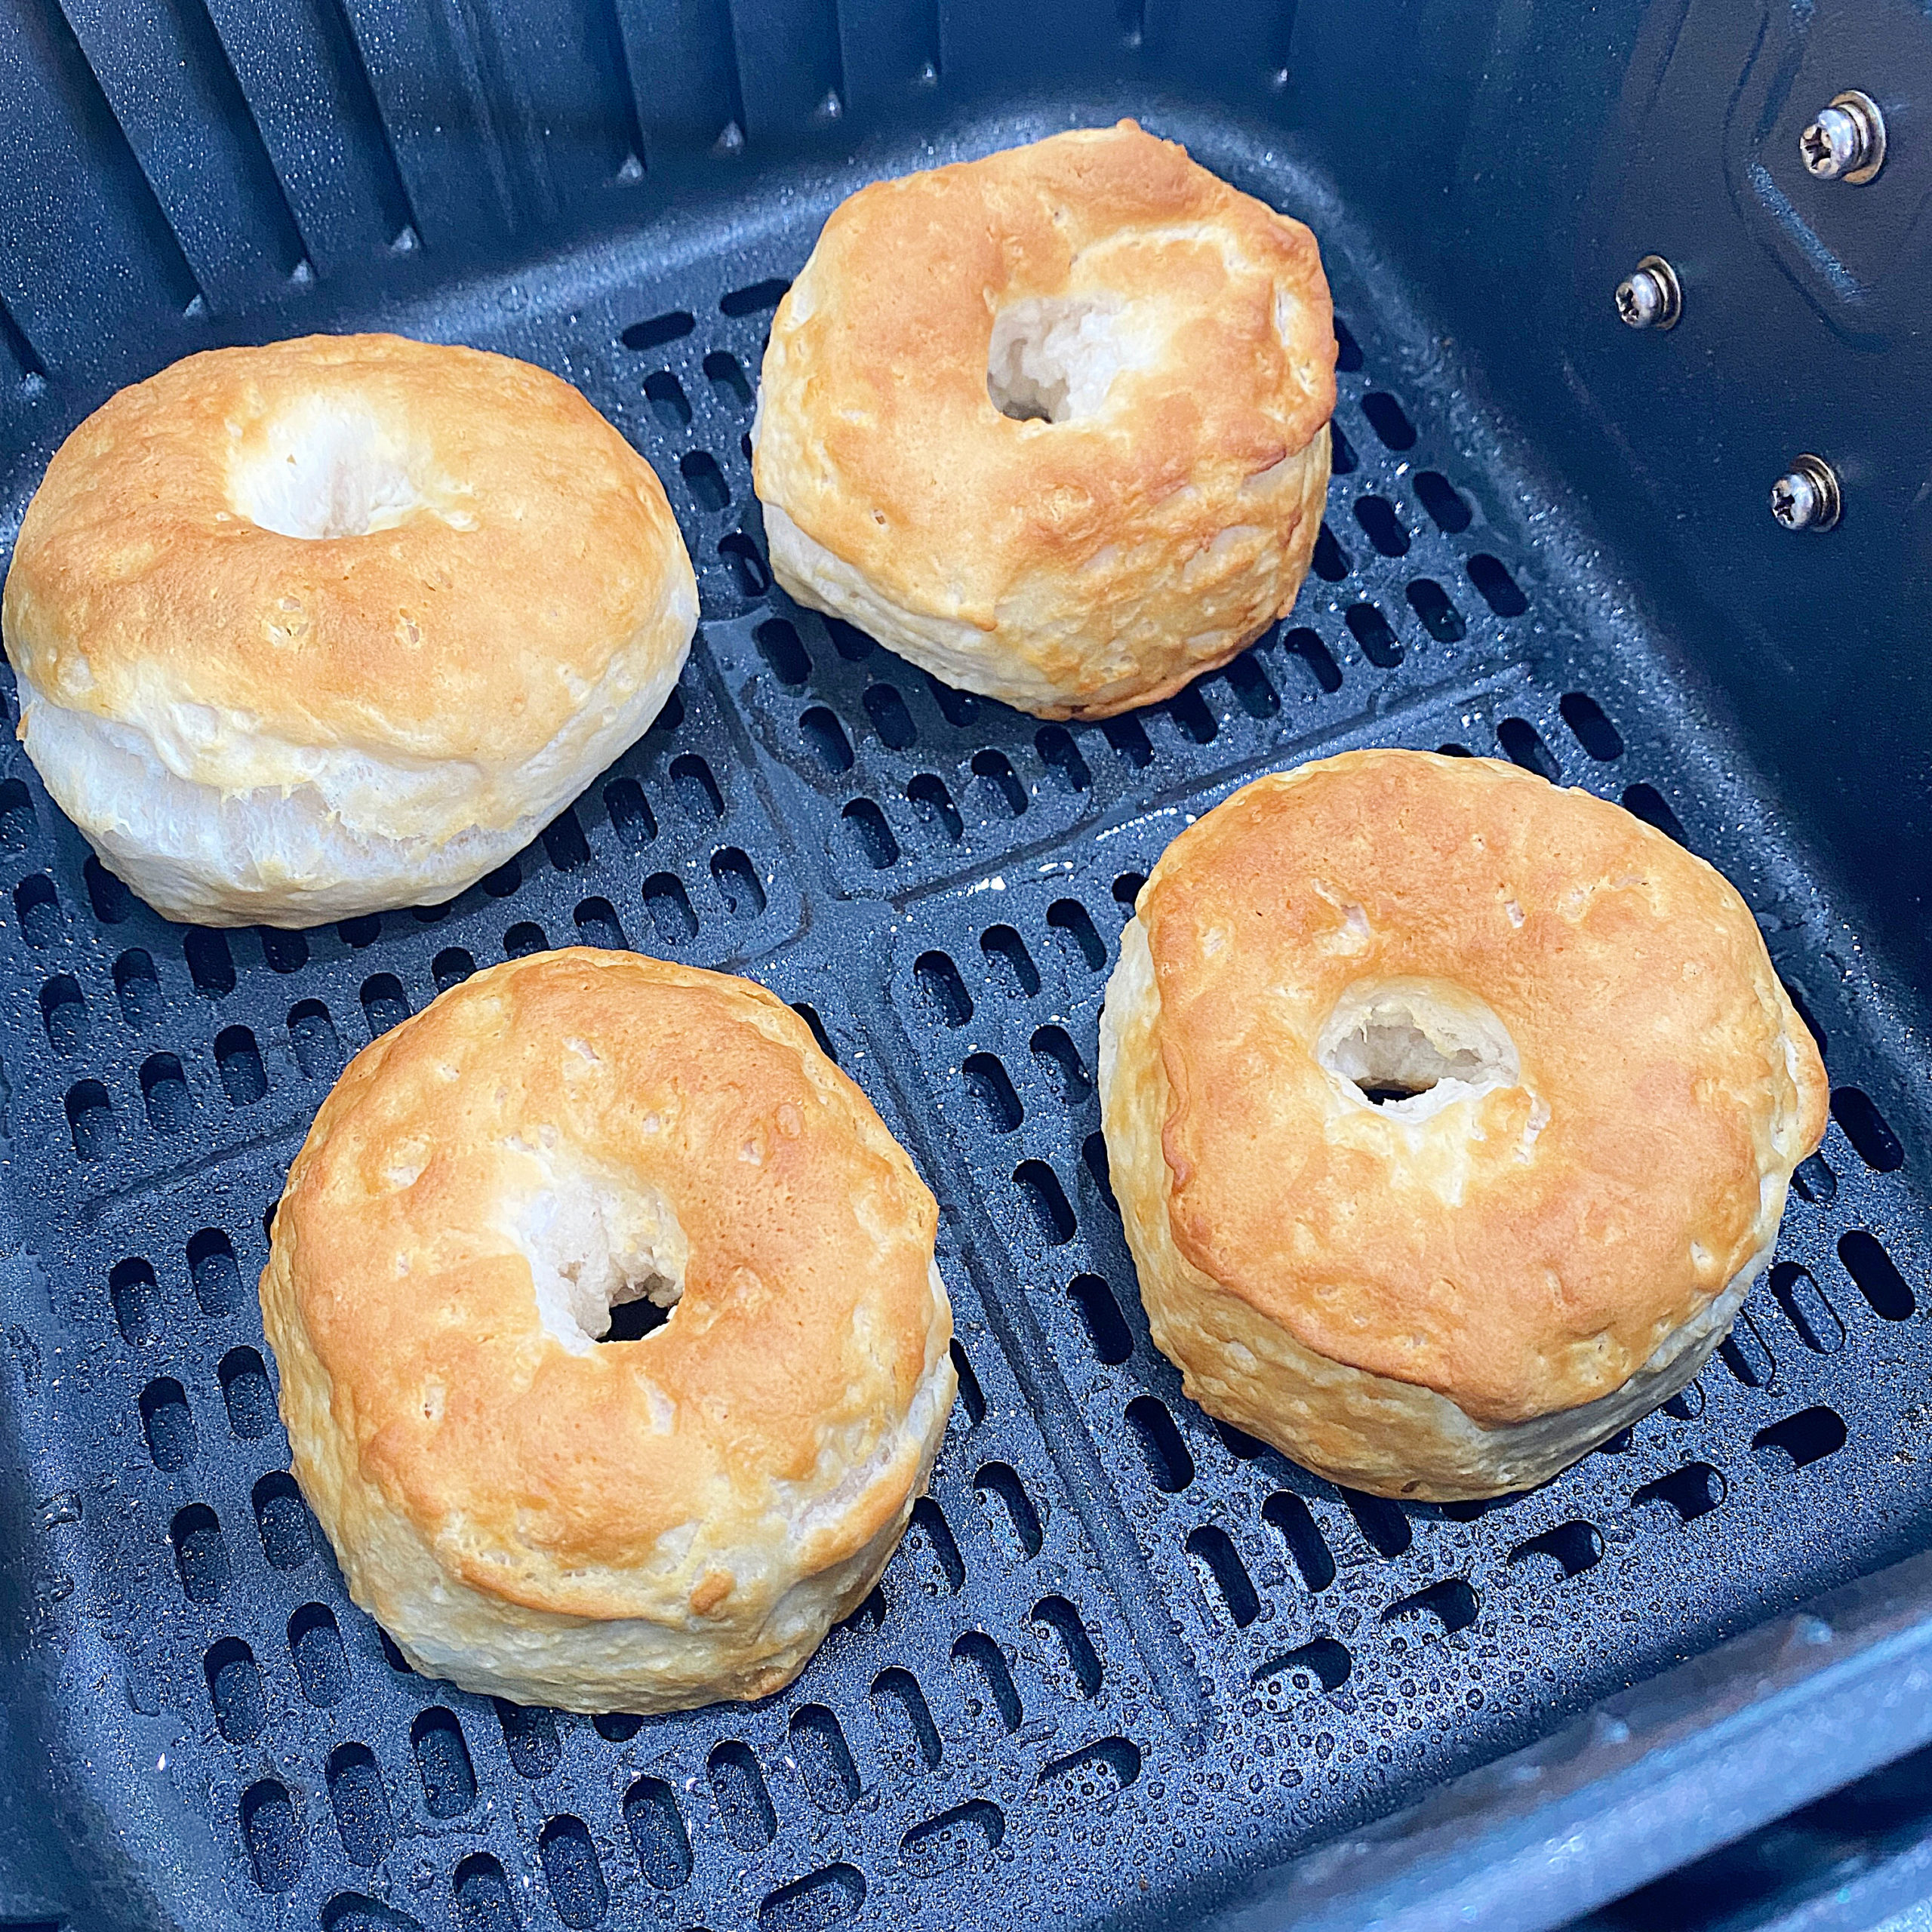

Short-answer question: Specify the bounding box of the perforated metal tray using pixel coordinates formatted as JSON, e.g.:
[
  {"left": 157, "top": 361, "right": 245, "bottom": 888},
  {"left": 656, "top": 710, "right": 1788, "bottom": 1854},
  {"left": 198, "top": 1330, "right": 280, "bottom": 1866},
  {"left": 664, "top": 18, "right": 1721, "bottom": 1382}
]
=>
[{"left": 2, "top": 89, "right": 1930, "bottom": 1932}]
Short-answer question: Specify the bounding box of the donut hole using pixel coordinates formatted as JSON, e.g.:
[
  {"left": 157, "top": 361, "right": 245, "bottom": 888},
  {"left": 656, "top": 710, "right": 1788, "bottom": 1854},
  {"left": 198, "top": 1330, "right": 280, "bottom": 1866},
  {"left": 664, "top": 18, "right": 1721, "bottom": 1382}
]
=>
[
  {"left": 229, "top": 400, "right": 441, "bottom": 540},
  {"left": 1318, "top": 980, "right": 1521, "bottom": 1122},
  {"left": 600, "top": 1293, "right": 672, "bottom": 1343},
  {"left": 987, "top": 296, "right": 1151, "bottom": 423},
  {"left": 514, "top": 1168, "right": 689, "bottom": 1355}
]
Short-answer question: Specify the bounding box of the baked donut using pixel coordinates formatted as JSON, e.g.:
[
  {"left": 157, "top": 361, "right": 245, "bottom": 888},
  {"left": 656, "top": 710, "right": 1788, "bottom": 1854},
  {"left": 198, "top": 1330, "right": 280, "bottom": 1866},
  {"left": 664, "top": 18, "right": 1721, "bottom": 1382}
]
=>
[
  {"left": 2, "top": 334, "right": 696, "bottom": 927},
  {"left": 260, "top": 948, "right": 955, "bottom": 1712},
  {"left": 752, "top": 122, "right": 1335, "bottom": 719},
  {"left": 1099, "top": 750, "right": 1828, "bottom": 1500}
]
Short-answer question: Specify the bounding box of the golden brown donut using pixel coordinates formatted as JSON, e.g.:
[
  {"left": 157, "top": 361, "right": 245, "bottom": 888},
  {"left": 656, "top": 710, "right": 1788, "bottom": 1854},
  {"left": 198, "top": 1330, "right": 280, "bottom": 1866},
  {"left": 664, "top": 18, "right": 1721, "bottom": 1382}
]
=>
[
  {"left": 1099, "top": 750, "right": 1829, "bottom": 1500},
  {"left": 752, "top": 122, "right": 1335, "bottom": 718},
  {"left": 3, "top": 334, "right": 696, "bottom": 927},
  {"left": 260, "top": 948, "right": 955, "bottom": 1712}
]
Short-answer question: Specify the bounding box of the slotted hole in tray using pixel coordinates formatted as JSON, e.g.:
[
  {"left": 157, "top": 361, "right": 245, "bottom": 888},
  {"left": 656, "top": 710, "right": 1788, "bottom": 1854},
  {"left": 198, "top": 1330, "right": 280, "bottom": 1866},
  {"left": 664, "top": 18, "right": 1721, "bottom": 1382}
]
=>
[
  {"left": 1222, "top": 651, "right": 1279, "bottom": 717},
  {"left": 290, "top": 1604, "right": 349, "bottom": 1704},
  {"left": 1254, "top": 1638, "right": 1352, "bottom": 1701},
  {"left": 1561, "top": 691, "right": 1624, "bottom": 760},
  {"left": 1510, "top": 1520, "right": 1604, "bottom": 1580},
  {"left": 1033, "top": 1023, "right": 1091, "bottom": 1100},
  {"left": 205, "top": 1638, "right": 265, "bottom": 1744},
  {"left": 1833, "top": 1088, "right": 1906, "bottom": 1171},
  {"left": 721, "top": 529, "right": 771, "bottom": 595},
  {"left": 1281, "top": 626, "right": 1343, "bottom": 692},
  {"left": 1840, "top": 1230, "right": 1915, "bottom": 1318},
  {"left": 762, "top": 1863, "right": 866, "bottom": 1930},
  {"left": 187, "top": 1229, "right": 242, "bottom": 1315},
  {"left": 1718, "top": 1310, "right": 1777, "bottom": 1389},
  {"left": 1126, "top": 1396, "right": 1195, "bottom": 1491},
  {"left": 240, "top": 1780, "right": 302, "bottom": 1892},
  {"left": 823, "top": 618, "right": 869, "bottom": 664},
  {"left": 138, "top": 1377, "right": 195, "bottom": 1469},
  {"left": 494, "top": 1700, "right": 561, "bottom": 1777},
  {"left": 1632, "top": 1463, "right": 1726, "bottom": 1525},
  {"left": 874, "top": 1666, "right": 945, "bottom": 1774},
  {"left": 975, "top": 1461, "right": 1044, "bottom": 1560},
  {"left": 790, "top": 1706, "right": 861, "bottom": 1814},
  {"left": 1186, "top": 1524, "right": 1260, "bottom": 1628},
  {"left": 114, "top": 948, "right": 160, "bottom": 1026},
  {"left": 952, "top": 1630, "right": 1024, "bottom": 1734},
  {"left": 908, "top": 771, "right": 964, "bottom": 841},
  {"left": 1752, "top": 1406, "right": 1849, "bottom": 1472},
  {"left": 413, "top": 1709, "right": 476, "bottom": 1818},
  {"left": 38, "top": 974, "right": 84, "bottom": 1054},
  {"left": 1032, "top": 1595, "right": 1104, "bottom": 1699},
  {"left": 109, "top": 1257, "right": 158, "bottom": 1344},
  {"left": 327, "top": 1744, "right": 394, "bottom": 1867},
  {"left": 252, "top": 923, "right": 312, "bottom": 974},
  {"left": 453, "top": 1853, "right": 516, "bottom": 1927},
  {"left": 1342, "top": 1488, "right": 1412, "bottom": 1557},
  {"left": 1771, "top": 1261, "right": 1844, "bottom": 1354},
  {"left": 1384, "top": 1577, "right": 1480, "bottom": 1635},
  {"left": 171, "top": 1504, "right": 227, "bottom": 1602},
  {"left": 289, "top": 998, "right": 342, "bottom": 1078},
  {"left": 903, "top": 1798, "right": 1006, "bottom": 1877},
  {"left": 85, "top": 856, "right": 132, "bottom": 923},
  {"left": 626, "top": 1774, "right": 694, "bottom": 1886},
  {"left": 1069, "top": 1272, "right": 1131, "bottom": 1364},
  {"left": 1414, "top": 469, "right": 1472, "bottom": 531},
  {"left": 252, "top": 1472, "right": 312, "bottom": 1569},
  {"left": 904, "top": 1494, "right": 967, "bottom": 1592},
  {"left": 982, "top": 923, "right": 1039, "bottom": 996},
  {"left": 538, "top": 1815, "right": 608, "bottom": 1929},
  {"left": 1406, "top": 577, "right": 1465, "bottom": 642},
  {"left": 1264, "top": 1491, "right": 1337, "bottom": 1592},
  {"left": 709, "top": 1740, "right": 777, "bottom": 1850},
  {"left": 140, "top": 1054, "right": 190, "bottom": 1133},
  {"left": 1623, "top": 781, "right": 1688, "bottom": 844},
  {"left": 1038, "top": 723, "right": 1093, "bottom": 788}
]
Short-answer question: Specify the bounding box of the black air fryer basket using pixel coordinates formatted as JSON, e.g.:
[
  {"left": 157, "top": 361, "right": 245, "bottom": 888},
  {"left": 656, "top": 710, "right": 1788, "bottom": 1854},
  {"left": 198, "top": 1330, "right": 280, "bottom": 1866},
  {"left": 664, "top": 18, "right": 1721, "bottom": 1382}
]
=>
[{"left": 5, "top": 4, "right": 1932, "bottom": 1929}]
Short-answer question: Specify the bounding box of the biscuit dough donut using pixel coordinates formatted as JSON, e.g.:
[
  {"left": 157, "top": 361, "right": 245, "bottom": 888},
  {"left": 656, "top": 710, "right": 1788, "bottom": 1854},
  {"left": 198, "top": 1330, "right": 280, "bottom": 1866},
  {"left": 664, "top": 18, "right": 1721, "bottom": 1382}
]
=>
[
  {"left": 752, "top": 122, "right": 1335, "bottom": 718},
  {"left": 260, "top": 948, "right": 955, "bottom": 1712},
  {"left": 1099, "top": 750, "right": 1829, "bottom": 1500},
  {"left": 3, "top": 334, "right": 697, "bottom": 927}
]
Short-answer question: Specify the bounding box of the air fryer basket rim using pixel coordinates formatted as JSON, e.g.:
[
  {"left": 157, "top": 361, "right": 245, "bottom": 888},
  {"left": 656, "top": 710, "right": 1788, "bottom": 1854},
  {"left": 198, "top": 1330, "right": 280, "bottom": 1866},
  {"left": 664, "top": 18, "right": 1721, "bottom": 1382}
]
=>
[{"left": 2, "top": 11, "right": 1930, "bottom": 1930}]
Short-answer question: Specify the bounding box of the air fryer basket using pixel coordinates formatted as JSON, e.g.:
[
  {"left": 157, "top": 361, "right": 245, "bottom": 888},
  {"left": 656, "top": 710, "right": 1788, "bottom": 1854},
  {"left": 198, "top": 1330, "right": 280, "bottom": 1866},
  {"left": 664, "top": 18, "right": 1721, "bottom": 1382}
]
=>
[{"left": 3, "top": 5, "right": 1931, "bottom": 1930}]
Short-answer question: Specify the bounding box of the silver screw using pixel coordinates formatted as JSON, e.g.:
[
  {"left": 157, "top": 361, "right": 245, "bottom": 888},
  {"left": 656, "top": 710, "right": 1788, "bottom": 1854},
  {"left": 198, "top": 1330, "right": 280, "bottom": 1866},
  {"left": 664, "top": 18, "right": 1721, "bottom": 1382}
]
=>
[
  {"left": 1800, "top": 91, "right": 1886, "bottom": 183},
  {"left": 1615, "top": 254, "right": 1682, "bottom": 331},
  {"left": 1770, "top": 455, "right": 1842, "bottom": 532}
]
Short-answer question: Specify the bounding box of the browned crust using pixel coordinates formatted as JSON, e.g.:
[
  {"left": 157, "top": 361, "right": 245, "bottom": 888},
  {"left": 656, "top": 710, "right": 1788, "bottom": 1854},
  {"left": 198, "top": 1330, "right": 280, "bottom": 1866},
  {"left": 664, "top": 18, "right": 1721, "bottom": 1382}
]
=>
[
  {"left": 261, "top": 948, "right": 946, "bottom": 1621},
  {"left": 1135, "top": 751, "right": 1829, "bottom": 1425},
  {"left": 3, "top": 334, "right": 688, "bottom": 768}
]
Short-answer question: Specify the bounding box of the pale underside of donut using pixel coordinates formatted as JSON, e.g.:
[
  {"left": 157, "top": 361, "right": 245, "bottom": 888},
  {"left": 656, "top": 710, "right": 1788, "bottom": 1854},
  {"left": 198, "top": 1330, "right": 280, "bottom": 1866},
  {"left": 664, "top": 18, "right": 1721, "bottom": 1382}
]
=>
[
  {"left": 761, "top": 445, "right": 1328, "bottom": 719},
  {"left": 14, "top": 611, "right": 688, "bottom": 928},
  {"left": 1099, "top": 915, "right": 1789, "bottom": 1502}
]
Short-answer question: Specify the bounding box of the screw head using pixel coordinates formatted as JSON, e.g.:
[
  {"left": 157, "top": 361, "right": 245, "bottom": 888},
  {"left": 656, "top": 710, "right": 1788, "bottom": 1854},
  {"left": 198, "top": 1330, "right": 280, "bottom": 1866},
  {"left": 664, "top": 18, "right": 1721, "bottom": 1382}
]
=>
[
  {"left": 1770, "top": 472, "right": 1817, "bottom": 529},
  {"left": 1800, "top": 91, "right": 1885, "bottom": 183},
  {"left": 1614, "top": 255, "right": 1681, "bottom": 330},
  {"left": 1771, "top": 456, "right": 1841, "bottom": 532},
  {"left": 1801, "top": 106, "right": 1860, "bottom": 177},
  {"left": 1616, "top": 272, "right": 1661, "bottom": 327}
]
